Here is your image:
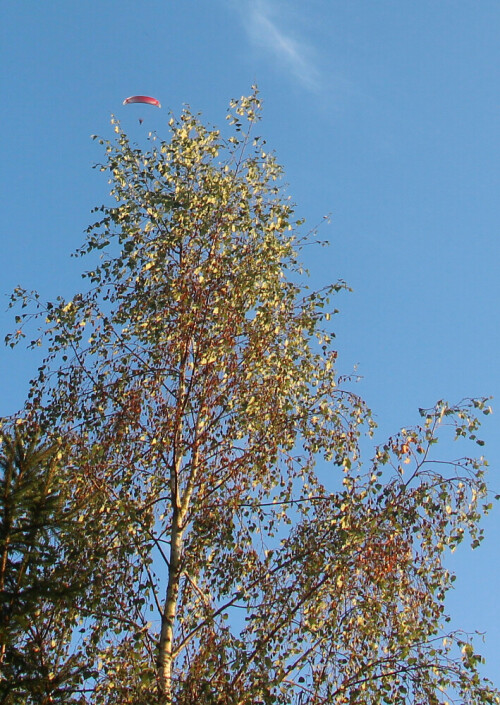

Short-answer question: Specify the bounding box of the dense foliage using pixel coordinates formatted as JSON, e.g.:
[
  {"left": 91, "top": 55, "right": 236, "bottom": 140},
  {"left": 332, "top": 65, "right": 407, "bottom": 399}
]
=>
[{"left": 1, "top": 91, "right": 497, "bottom": 705}]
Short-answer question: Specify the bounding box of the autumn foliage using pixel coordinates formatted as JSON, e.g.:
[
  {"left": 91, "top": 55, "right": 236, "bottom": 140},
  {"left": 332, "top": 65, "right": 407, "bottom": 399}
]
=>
[{"left": 1, "top": 91, "right": 498, "bottom": 705}]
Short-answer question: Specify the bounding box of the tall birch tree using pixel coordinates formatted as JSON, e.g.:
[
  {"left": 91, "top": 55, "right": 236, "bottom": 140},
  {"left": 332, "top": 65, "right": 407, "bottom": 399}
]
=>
[{"left": 4, "top": 90, "right": 498, "bottom": 705}]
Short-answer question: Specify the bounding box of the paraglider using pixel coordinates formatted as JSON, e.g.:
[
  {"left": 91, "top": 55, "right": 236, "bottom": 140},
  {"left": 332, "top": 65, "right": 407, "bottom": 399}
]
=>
[{"left": 123, "top": 95, "right": 161, "bottom": 108}]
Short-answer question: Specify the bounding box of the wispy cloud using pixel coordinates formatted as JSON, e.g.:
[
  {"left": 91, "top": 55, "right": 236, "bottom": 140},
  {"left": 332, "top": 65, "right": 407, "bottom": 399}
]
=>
[{"left": 235, "top": 0, "right": 322, "bottom": 92}]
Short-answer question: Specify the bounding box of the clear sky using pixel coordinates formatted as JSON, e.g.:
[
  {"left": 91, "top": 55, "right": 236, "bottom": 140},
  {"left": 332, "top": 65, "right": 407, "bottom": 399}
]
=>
[{"left": 1, "top": 0, "right": 499, "bottom": 678}]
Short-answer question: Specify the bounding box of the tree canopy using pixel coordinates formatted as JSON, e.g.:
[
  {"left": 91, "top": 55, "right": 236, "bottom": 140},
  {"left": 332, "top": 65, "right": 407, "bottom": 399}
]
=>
[{"left": 1, "top": 90, "right": 498, "bottom": 705}]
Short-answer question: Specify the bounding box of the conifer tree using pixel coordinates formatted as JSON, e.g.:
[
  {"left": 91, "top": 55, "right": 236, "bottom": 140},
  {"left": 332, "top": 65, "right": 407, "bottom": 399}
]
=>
[{"left": 0, "top": 428, "right": 95, "bottom": 703}]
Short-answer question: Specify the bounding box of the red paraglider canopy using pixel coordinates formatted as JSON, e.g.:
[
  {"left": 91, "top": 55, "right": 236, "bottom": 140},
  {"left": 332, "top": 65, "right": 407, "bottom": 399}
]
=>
[{"left": 123, "top": 95, "right": 161, "bottom": 108}]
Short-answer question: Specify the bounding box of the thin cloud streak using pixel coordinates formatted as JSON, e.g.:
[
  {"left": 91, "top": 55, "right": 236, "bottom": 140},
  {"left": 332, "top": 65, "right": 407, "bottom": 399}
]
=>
[{"left": 239, "top": 0, "right": 322, "bottom": 92}]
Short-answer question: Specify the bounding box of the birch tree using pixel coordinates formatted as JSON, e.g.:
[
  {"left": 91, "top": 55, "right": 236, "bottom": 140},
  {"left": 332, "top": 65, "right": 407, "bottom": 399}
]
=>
[{"left": 4, "top": 90, "right": 498, "bottom": 705}]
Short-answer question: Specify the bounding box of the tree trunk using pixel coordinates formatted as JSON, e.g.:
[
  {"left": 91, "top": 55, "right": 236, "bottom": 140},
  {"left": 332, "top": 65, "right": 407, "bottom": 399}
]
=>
[{"left": 157, "top": 506, "right": 183, "bottom": 704}]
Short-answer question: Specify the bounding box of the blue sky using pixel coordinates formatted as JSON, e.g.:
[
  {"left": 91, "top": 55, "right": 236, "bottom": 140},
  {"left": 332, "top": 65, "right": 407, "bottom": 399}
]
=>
[{"left": 1, "top": 0, "right": 499, "bottom": 677}]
